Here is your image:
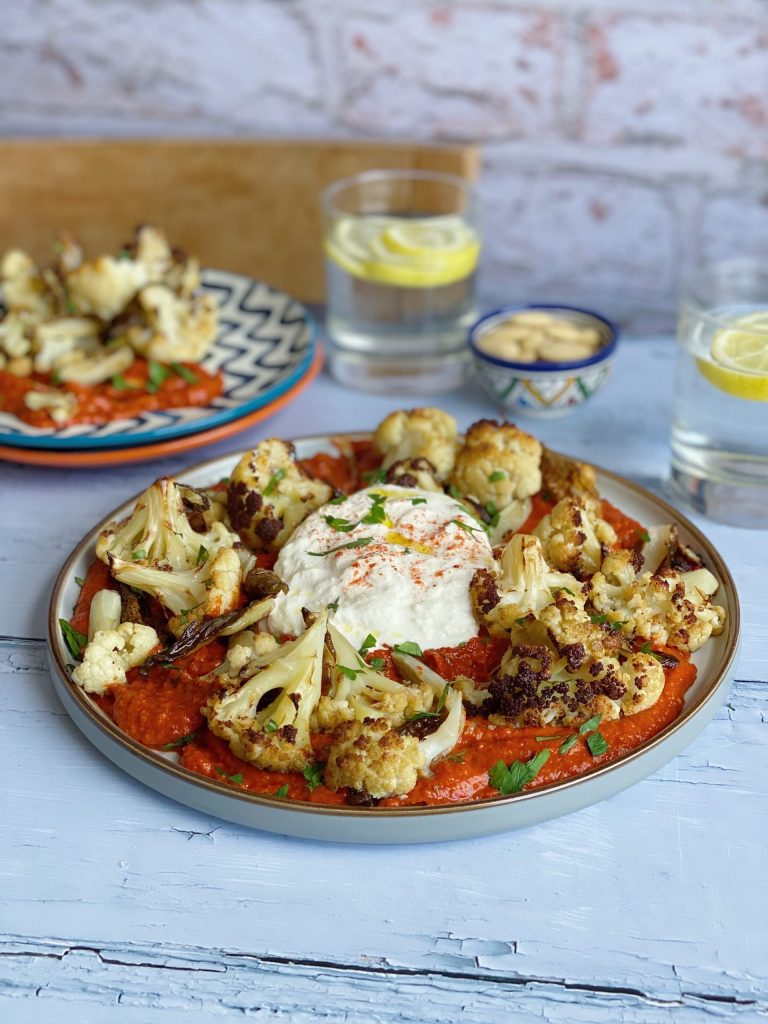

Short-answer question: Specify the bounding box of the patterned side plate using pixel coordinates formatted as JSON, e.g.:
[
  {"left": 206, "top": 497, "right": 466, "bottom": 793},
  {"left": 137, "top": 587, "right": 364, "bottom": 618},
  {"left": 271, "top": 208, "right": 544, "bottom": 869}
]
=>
[{"left": 0, "top": 270, "right": 317, "bottom": 450}]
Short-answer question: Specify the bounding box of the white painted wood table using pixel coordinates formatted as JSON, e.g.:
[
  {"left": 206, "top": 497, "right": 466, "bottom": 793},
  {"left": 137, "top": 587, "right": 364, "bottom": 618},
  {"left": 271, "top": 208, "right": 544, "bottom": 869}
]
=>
[{"left": 2, "top": 338, "right": 766, "bottom": 1023}]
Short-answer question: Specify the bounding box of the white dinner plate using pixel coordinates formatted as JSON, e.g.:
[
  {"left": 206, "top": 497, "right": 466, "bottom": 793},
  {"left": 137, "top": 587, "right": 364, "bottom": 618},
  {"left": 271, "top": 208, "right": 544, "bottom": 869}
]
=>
[
  {"left": 1, "top": 270, "right": 317, "bottom": 450},
  {"left": 47, "top": 435, "right": 740, "bottom": 844}
]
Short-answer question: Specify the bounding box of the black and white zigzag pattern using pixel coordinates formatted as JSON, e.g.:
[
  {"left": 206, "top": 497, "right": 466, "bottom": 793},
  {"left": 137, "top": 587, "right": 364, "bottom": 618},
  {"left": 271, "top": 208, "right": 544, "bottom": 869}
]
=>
[{"left": 0, "top": 270, "right": 315, "bottom": 449}]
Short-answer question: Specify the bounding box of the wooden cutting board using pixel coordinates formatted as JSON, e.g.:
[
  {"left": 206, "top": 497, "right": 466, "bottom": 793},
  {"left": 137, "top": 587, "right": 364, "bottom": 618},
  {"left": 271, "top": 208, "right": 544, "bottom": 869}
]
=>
[{"left": 0, "top": 139, "right": 479, "bottom": 303}]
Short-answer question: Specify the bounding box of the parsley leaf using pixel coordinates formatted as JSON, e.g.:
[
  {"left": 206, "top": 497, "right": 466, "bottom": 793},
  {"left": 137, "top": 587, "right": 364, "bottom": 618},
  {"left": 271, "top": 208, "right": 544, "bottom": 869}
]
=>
[
  {"left": 638, "top": 529, "right": 651, "bottom": 544},
  {"left": 558, "top": 734, "right": 579, "bottom": 755},
  {"left": 640, "top": 641, "right": 665, "bottom": 663},
  {"left": 368, "top": 657, "right": 385, "bottom": 671},
  {"left": 359, "top": 633, "right": 376, "bottom": 654},
  {"left": 489, "top": 470, "right": 506, "bottom": 482},
  {"left": 328, "top": 495, "right": 347, "bottom": 505},
  {"left": 74, "top": 576, "right": 86, "bottom": 586},
  {"left": 264, "top": 719, "right": 279, "bottom": 734},
  {"left": 302, "top": 762, "right": 324, "bottom": 792},
  {"left": 363, "top": 468, "right": 387, "bottom": 484},
  {"left": 60, "top": 618, "right": 87, "bottom": 660},
  {"left": 228, "top": 773, "right": 244, "bottom": 785},
  {"left": 324, "top": 515, "right": 356, "bottom": 533},
  {"left": 196, "top": 544, "right": 209, "bottom": 566},
  {"left": 451, "top": 518, "right": 484, "bottom": 534},
  {"left": 171, "top": 361, "right": 198, "bottom": 384},
  {"left": 327, "top": 598, "right": 340, "bottom": 613},
  {"left": 488, "top": 749, "right": 550, "bottom": 795},
  {"left": 535, "top": 735, "right": 562, "bottom": 742},
  {"left": 147, "top": 360, "right": 171, "bottom": 394},
  {"left": 448, "top": 484, "right": 463, "bottom": 501},
  {"left": 308, "top": 537, "right": 374, "bottom": 557},
  {"left": 275, "top": 784, "right": 289, "bottom": 798},
  {"left": 411, "top": 497, "right": 427, "bottom": 505},
  {"left": 578, "top": 713, "right": 603, "bottom": 735},
  {"left": 162, "top": 731, "right": 200, "bottom": 750},
  {"left": 131, "top": 548, "right": 146, "bottom": 561},
  {"left": 337, "top": 665, "right": 362, "bottom": 680},
  {"left": 590, "top": 613, "right": 609, "bottom": 625},
  {"left": 586, "top": 732, "right": 609, "bottom": 757},
  {"left": 264, "top": 468, "right": 286, "bottom": 496},
  {"left": 485, "top": 501, "right": 500, "bottom": 528},
  {"left": 361, "top": 503, "right": 387, "bottom": 525},
  {"left": 393, "top": 640, "right": 423, "bottom": 658}
]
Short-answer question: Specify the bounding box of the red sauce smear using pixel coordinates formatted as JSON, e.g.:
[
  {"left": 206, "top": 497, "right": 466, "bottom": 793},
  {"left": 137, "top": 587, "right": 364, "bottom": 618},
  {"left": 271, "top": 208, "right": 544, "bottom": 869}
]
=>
[
  {"left": 0, "top": 358, "right": 223, "bottom": 428},
  {"left": 382, "top": 650, "right": 696, "bottom": 806},
  {"left": 601, "top": 499, "right": 645, "bottom": 551}
]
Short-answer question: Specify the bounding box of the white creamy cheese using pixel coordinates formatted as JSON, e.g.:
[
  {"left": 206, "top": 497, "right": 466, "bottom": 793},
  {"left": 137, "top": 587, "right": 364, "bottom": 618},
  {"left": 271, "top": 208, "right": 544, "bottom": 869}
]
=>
[{"left": 268, "top": 486, "right": 495, "bottom": 650}]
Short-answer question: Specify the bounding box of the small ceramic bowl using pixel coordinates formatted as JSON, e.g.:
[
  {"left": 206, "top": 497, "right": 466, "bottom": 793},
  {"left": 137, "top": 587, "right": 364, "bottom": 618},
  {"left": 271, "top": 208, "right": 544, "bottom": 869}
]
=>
[{"left": 469, "top": 304, "right": 619, "bottom": 418}]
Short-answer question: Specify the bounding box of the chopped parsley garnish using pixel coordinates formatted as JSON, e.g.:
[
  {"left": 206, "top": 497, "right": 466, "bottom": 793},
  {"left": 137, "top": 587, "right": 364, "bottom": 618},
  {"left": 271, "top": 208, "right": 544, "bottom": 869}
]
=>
[
  {"left": 264, "top": 719, "right": 279, "bottom": 734},
  {"left": 228, "top": 773, "right": 244, "bottom": 785},
  {"left": 60, "top": 618, "right": 87, "bottom": 660},
  {"left": 324, "top": 515, "right": 356, "bottom": 533},
  {"left": 578, "top": 713, "right": 603, "bottom": 735},
  {"left": 147, "top": 360, "right": 171, "bottom": 394},
  {"left": 558, "top": 734, "right": 579, "bottom": 755},
  {"left": 111, "top": 374, "right": 129, "bottom": 390},
  {"left": 328, "top": 495, "right": 347, "bottom": 505},
  {"left": 327, "top": 598, "right": 340, "bottom": 613},
  {"left": 638, "top": 529, "right": 651, "bottom": 544},
  {"left": 196, "top": 544, "right": 209, "bottom": 566},
  {"left": 451, "top": 518, "right": 483, "bottom": 534},
  {"left": 590, "top": 613, "right": 609, "bottom": 625},
  {"left": 369, "top": 492, "right": 387, "bottom": 504},
  {"left": 393, "top": 640, "right": 423, "bottom": 658},
  {"left": 162, "top": 731, "right": 200, "bottom": 750},
  {"left": 363, "top": 468, "right": 387, "bottom": 484},
  {"left": 275, "top": 784, "right": 289, "bottom": 798},
  {"left": 489, "top": 470, "right": 506, "bottom": 482},
  {"left": 488, "top": 749, "right": 550, "bottom": 796},
  {"left": 448, "top": 484, "right": 463, "bottom": 501},
  {"left": 361, "top": 503, "right": 388, "bottom": 526},
  {"left": 535, "top": 735, "right": 562, "bottom": 742},
  {"left": 447, "top": 751, "right": 466, "bottom": 763},
  {"left": 609, "top": 619, "right": 627, "bottom": 632},
  {"left": 640, "top": 641, "right": 665, "bottom": 663},
  {"left": 586, "top": 732, "right": 609, "bottom": 757},
  {"left": 308, "top": 537, "right": 374, "bottom": 557},
  {"left": 172, "top": 362, "right": 198, "bottom": 384},
  {"left": 337, "top": 665, "right": 362, "bottom": 680},
  {"left": 485, "top": 501, "right": 501, "bottom": 529},
  {"left": 302, "top": 762, "right": 324, "bottom": 792},
  {"left": 515, "top": 616, "right": 528, "bottom": 626},
  {"left": 411, "top": 497, "right": 427, "bottom": 505},
  {"left": 131, "top": 548, "right": 147, "bottom": 561},
  {"left": 264, "top": 468, "right": 286, "bottom": 496},
  {"left": 359, "top": 633, "right": 376, "bottom": 654},
  {"left": 407, "top": 684, "right": 450, "bottom": 721},
  {"left": 551, "top": 586, "right": 575, "bottom": 597},
  {"left": 367, "top": 657, "right": 385, "bottom": 671},
  {"left": 74, "top": 576, "right": 86, "bottom": 587}
]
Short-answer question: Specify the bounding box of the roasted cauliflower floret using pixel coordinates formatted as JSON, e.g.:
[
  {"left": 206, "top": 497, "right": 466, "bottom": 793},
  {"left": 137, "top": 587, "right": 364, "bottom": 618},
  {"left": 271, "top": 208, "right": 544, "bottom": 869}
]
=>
[
  {"left": 484, "top": 642, "right": 664, "bottom": 728},
  {"left": 126, "top": 284, "right": 218, "bottom": 363},
  {"left": 470, "top": 534, "right": 582, "bottom": 636},
  {"left": 32, "top": 317, "right": 102, "bottom": 374},
  {"left": 1, "top": 250, "right": 54, "bottom": 317},
  {"left": 167, "top": 547, "right": 242, "bottom": 636},
  {"left": 384, "top": 457, "right": 443, "bottom": 492},
  {"left": 227, "top": 439, "right": 332, "bottom": 552},
  {"left": 540, "top": 447, "right": 599, "bottom": 503},
  {"left": 312, "top": 625, "right": 434, "bottom": 731},
  {"left": 533, "top": 496, "right": 617, "bottom": 579},
  {"left": 23, "top": 388, "right": 78, "bottom": 425},
  {"left": 324, "top": 718, "right": 424, "bottom": 799},
  {"left": 507, "top": 590, "right": 622, "bottom": 662},
  {"left": 450, "top": 419, "right": 542, "bottom": 505},
  {"left": 72, "top": 622, "right": 159, "bottom": 694},
  {"left": 205, "top": 615, "right": 326, "bottom": 772},
  {"left": 588, "top": 556, "right": 726, "bottom": 652},
  {"left": 66, "top": 255, "right": 148, "bottom": 320},
  {"left": 373, "top": 407, "right": 458, "bottom": 480}
]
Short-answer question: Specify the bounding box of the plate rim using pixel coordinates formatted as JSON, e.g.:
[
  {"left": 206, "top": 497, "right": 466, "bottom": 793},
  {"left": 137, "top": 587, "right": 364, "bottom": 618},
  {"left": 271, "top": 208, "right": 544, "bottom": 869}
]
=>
[
  {"left": 0, "top": 270, "right": 318, "bottom": 451},
  {"left": 46, "top": 435, "right": 741, "bottom": 833}
]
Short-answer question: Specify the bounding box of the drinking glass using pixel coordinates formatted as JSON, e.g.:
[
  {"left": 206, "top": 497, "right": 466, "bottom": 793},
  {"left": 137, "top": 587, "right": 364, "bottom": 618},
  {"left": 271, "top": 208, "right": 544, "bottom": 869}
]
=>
[
  {"left": 670, "top": 259, "right": 768, "bottom": 527},
  {"left": 321, "top": 169, "right": 480, "bottom": 393}
]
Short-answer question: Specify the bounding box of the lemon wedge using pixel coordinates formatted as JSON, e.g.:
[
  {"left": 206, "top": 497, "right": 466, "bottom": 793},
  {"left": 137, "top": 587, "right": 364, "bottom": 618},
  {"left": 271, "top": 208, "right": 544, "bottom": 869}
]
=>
[
  {"left": 325, "top": 214, "right": 479, "bottom": 288},
  {"left": 696, "top": 311, "right": 768, "bottom": 401}
]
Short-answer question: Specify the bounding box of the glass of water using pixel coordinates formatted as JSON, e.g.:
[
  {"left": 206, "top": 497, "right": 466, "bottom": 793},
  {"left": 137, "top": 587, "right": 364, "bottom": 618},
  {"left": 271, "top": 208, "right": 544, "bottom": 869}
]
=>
[
  {"left": 321, "top": 169, "right": 480, "bottom": 393},
  {"left": 670, "top": 259, "right": 768, "bottom": 527}
]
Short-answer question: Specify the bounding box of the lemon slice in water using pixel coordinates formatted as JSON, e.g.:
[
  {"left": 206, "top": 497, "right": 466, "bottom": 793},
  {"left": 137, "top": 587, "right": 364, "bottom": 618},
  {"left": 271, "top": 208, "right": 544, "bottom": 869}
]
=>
[
  {"left": 325, "top": 214, "right": 479, "bottom": 288},
  {"left": 696, "top": 311, "right": 768, "bottom": 401}
]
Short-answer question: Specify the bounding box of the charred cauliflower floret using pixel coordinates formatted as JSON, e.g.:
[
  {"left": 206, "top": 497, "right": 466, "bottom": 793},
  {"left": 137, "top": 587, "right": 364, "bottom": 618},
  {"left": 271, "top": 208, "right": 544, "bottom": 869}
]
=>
[
  {"left": 0, "top": 250, "right": 54, "bottom": 317},
  {"left": 484, "top": 641, "right": 665, "bottom": 728},
  {"left": 540, "top": 448, "right": 599, "bottom": 503},
  {"left": 450, "top": 419, "right": 542, "bottom": 506},
  {"left": 125, "top": 284, "right": 218, "bottom": 363},
  {"left": 533, "top": 496, "right": 617, "bottom": 579},
  {"left": 66, "top": 255, "right": 148, "bottom": 321},
  {"left": 324, "top": 718, "right": 424, "bottom": 800},
  {"left": 205, "top": 615, "right": 327, "bottom": 772},
  {"left": 588, "top": 554, "right": 726, "bottom": 653},
  {"left": 72, "top": 622, "right": 159, "bottom": 694},
  {"left": 384, "top": 457, "right": 443, "bottom": 492},
  {"left": 506, "top": 590, "right": 623, "bottom": 664},
  {"left": 470, "top": 534, "right": 582, "bottom": 636},
  {"left": 227, "top": 439, "right": 332, "bottom": 552},
  {"left": 373, "top": 407, "right": 458, "bottom": 480}
]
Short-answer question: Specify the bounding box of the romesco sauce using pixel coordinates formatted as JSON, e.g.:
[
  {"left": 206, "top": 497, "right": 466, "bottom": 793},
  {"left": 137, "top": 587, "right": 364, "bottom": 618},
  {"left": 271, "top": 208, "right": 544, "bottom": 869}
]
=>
[{"left": 0, "top": 359, "right": 223, "bottom": 429}]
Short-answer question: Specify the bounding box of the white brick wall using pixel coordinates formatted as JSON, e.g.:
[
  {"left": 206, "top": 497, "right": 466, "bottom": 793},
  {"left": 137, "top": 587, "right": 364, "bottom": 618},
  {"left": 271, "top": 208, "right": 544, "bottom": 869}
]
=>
[{"left": 3, "top": 0, "right": 768, "bottom": 331}]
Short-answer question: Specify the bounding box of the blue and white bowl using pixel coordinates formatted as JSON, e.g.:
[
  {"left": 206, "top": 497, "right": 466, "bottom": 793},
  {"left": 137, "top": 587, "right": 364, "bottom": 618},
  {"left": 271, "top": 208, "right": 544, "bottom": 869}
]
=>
[{"left": 469, "top": 304, "right": 618, "bottom": 419}]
